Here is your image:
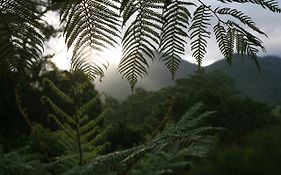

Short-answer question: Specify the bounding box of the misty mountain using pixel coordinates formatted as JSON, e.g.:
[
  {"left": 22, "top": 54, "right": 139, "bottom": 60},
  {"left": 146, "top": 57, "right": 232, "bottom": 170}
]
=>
[
  {"left": 95, "top": 55, "right": 281, "bottom": 104},
  {"left": 94, "top": 59, "right": 197, "bottom": 101}
]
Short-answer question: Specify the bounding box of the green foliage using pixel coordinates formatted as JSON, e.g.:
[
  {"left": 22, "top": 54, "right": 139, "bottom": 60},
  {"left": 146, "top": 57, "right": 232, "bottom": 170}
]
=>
[
  {"left": 112, "top": 71, "right": 275, "bottom": 146},
  {"left": 190, "top": 124, "right": 281, "bottom": 175},
  {"left": 0, "top": 146, "right": 50, "bottom": 175},
  {"left": 41, "top": 77, "right": 112, "bottom": 167},
  {"left": 28, "top": 124, "right": 64, "bottom": 160},
  {"left": 131, "top": 148, "right": 190, "bottom": 175},
  {"left": 215, "top": 96, "right": 274, "bottom": 143},
  {"left": 0, "top": 0, "right": 44, "bottom": 74},
  {"left": 166, "top": 71, "right": 274, "bottom": 143},
  {"left": 109, "top": 71, "right": 237, "bottom": 142},
  {"left": 37, "top": 70, "right": 103, "bottom": 126},
  {"left": 0, "top": 66, "right": 279, "bottom": 174},
  {"left": 74, "top": 103, "right": 218, "bottom": 174}
]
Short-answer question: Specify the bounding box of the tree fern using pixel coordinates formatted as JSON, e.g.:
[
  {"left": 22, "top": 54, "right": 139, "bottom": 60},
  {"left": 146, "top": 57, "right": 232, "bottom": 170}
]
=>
[
  {"left": 75, "top": 103, "right": 219, "bottom": 175},
  {"left": 120, "top": 0, "right": 279, "bottom": 87},
  {"left": 0, "top": 0, "right": 44, "bottom": 74},
  {"left": 2, "top": 0, "right": 280, "bottom": 88},
  {"left": 41, "top": 77, "right": 112, "bottom": 167}
]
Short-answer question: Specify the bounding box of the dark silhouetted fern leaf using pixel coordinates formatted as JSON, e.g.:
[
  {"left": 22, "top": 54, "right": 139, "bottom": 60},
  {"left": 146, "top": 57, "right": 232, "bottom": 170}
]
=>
[
  {"left": 227, "top": 20, "right": 265, "bottom": 69},
  {"left": 0, "top": 0, "right": 44, "bottom": 74},
  {"left": 214, "top": 22, "right": 230, "bottom": 63},
  {"left": 159, "top": 1, "right": 194, "bottom": 79},
  {"left": 215, "top": 7, "right": 267, "bottom": 36},
  {"left": 118, "top": 0, "right": 163, "bottom": 89},
  {"left": 61, "top": 0, "right": 120, "bottom": 81},
  {"left": 216, "top": 0, "right": 281, "bottom": 13},
  {"left": 189, "top": 5, "right": 212, "bottom": 68}
]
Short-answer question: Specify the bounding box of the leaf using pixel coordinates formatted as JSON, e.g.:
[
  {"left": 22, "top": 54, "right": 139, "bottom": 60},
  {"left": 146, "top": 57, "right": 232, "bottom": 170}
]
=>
[
  {"left": 159, "top": 1, "right": 194, "bottom": 79},
  {"left": 0, "top": 0, "right": 44, "bottom": 74},
  {"left": 119, "top": 0, "right": 163, "bottom": 89},
  {"left": 189, "top": 5, "right": 212, "bottom": 68},
  {"left": 61, "top": 0, "right": 121, "bottom": 81}
]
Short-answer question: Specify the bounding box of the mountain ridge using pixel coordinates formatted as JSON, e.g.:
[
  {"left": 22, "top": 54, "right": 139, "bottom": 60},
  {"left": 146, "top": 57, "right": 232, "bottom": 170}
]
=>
[{"left": 94, "top": 55, "right": 281, "bottom": 104}]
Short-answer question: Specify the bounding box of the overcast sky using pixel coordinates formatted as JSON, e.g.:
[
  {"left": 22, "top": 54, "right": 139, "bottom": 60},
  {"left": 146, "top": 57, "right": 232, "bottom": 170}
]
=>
[{"left": 44, "top": 1, "right": 281, "bottom": 70}]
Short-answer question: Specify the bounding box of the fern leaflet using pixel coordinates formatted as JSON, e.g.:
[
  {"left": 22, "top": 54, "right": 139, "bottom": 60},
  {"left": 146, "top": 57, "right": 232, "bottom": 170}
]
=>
[
  {"left": 159, "top": 1, "right": 194, "bottom": 79},
  {"left": 119, "top": 0, "right": 163, "bottom": 89},
  {"left": 189, "top": 5, "right": 212, "bottom": 68},
  {"left": 61, "top": 0, "right": 120, "bottom": 81}
]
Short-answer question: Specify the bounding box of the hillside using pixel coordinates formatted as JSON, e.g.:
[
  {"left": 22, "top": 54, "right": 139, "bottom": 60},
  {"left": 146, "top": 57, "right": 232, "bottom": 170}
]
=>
[
  {"left": 206, "top": 55, "right": 281, "bottom": 104},
  {"left": 94, "top": 55, "right": 281, "bottom": 104}
]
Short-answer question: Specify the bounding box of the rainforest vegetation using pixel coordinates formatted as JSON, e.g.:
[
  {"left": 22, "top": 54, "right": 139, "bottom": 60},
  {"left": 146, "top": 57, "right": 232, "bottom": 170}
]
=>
[{"left": 0, "top": 0, "right": 281, "bottom": 174}]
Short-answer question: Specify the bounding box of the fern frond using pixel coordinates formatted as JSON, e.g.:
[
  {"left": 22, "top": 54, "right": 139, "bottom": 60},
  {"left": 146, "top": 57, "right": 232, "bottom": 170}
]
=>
[
  {"left": 159, "top": 1, "right": 194, "bottom": 79},
  {"left": 82, "top": 145, "right": 147, "bottom": 173},
  {"left": 225, "top": 27, "right": 235, "bottom": 64},
  {"left": 70, "top": 47, "right": 110, "bottom": 82},
  {"left": 119, "top": 0, "right": 163, "bottom": 89},
  {"left": 69, "top": 81, "right": 90, "bottom": 96},
  {"left": 41, "top": 96, "right": 76, "bottom": 125},
  {"left": 214, "top": 22, "right": 230, "bottom": 63},
  {"left": 82, "top": 103, "right": 218, "bottom": 174},
  {"left": 227, "top": 20, "right": 265, "bottom": 69},
  {"left": 77, "top": 94, "right": 101, "bottom": 116},
  {"left": 80, "top": 108, "right": 110, "bottom": 134},
  {"left": 42, "top": 78, "right": 74, "bottom": 104},
  {"left": 0, "top": 0, "right": 44, "bottom": 74},
  {"left": 48, "top": 114, "right": 77, "bottom": 139},
  {"left": 216, "top": 0, "right": 281, "bottom": 13},
  {"left": 189, "top": 5, "right": 212, "bottom": 68},
  {"left": 61, "top": 0, "right": 121, "bottom": 81},
  {"left": 215, "top": 7, "right": 266, "bottom": 36},
  {"left": 42, "top": 78, "right": 111, "bottom": 167}
]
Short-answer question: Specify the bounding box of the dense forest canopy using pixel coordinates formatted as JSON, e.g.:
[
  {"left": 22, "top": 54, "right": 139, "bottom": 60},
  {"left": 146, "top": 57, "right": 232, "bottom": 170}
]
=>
[{"left": 0, "top": 0, "right": 281, "bottom": 175}]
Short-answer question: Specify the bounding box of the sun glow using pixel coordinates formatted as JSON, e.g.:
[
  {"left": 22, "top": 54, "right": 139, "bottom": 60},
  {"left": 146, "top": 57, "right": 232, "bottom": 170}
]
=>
[{"left": 43, "top": 11, "right": 122, "bottom": 70}]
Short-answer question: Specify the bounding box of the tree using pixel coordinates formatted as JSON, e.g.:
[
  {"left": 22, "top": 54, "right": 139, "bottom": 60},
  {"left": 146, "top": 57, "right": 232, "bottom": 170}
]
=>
[{"left": 1, "top": 0, "right": 281, "bottom": 88}]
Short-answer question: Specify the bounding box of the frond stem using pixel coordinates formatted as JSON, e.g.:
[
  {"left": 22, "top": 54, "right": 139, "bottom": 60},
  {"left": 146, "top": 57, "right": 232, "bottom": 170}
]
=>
[{"left": 75, "top": 115, "right": 83, "bottom": 165}]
